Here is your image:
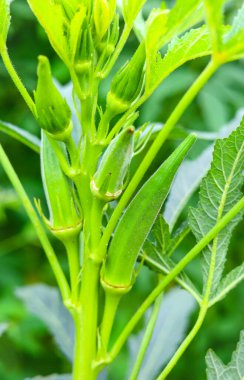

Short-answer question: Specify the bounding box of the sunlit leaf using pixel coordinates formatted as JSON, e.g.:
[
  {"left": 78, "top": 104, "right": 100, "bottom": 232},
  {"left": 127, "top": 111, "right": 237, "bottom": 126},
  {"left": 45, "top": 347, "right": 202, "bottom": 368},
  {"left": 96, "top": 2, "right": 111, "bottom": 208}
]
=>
[
  {"left": 146, "top": 26, "right": 211, "bottom": 94},
  {"left": 203, "top": 0, "right": 225, "bottom": 53},
  {"left": 122, "top": 0, "right": 146, "bottom": 25},
  {"left": 27, "top": 0, "right": 69, "bottom": 63},
  {"left": 158, "top": 0, "right": 203, "bottom": 48}
]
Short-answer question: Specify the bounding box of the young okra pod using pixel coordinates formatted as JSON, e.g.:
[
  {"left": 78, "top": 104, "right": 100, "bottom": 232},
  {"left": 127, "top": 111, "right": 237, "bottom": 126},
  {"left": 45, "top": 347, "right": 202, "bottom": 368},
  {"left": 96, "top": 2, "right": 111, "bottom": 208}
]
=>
[
  {"left": 35, "top": 56, "right": 72, "bottom": 141},
  {"left": 39, "top": 132, "right": 82, "bottom": 241},
  {"left": 102, "top": 134, "right": 196, "bottom": 292},
  {"left": 91, "top": 127, "right": 135, "bottom": 201}
]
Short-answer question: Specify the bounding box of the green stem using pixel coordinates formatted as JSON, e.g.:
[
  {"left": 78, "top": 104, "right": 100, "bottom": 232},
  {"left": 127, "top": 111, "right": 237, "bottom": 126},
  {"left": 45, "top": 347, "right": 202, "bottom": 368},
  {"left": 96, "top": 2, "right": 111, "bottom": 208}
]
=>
[
  {"left": 104, "top": 196, "right": 244, "bottom": 363},
  {"left": 129, "top": 293, "right": 163, "bottom": 380},
  {"left": 75, "top": 257, "right": 100, "bottom": 380},
  {"left": 100, "top": 291, "right": 121, "bottom": 352},
  {"left": 64, "top": 237, "right": 80, "bottom": 304},
  {"left": 157, "top": 237, "right": 219, "bottom": 380},
  {"left": 90, "top": 198, "right": 104, "bottom": 252},
  {"left": 99, "top": 61, "right": 218, "bottom": 258},
  {"left": 156, "top": 303, "right": 208, "bottom": 380},
  {"left": 0, "top": 144, "right": 70, "bottom": 302},
  {"left": 1, "top": 47, "right": 37, "bottom": 117}
]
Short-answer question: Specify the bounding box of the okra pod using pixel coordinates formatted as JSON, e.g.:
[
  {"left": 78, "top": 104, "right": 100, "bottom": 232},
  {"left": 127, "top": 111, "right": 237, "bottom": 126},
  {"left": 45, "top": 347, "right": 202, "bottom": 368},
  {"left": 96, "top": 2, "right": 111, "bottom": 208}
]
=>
[{"left": 102, "top": 134, "right": 196, "bottom": 291}]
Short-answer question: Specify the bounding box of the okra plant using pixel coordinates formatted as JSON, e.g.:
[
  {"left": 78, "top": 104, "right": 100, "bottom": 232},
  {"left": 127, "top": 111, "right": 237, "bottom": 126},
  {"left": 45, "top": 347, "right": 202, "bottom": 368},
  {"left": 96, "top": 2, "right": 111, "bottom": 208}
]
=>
[{"left": 0, "top": 0, "right": 244, "bottom": 379}]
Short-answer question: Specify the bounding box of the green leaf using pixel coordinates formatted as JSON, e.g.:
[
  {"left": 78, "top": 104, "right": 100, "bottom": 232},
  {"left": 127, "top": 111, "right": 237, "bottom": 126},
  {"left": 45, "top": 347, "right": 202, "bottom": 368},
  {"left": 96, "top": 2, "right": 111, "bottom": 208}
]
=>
[
  {"left": 223, "top": 3, "right": 244, "bottom": 59},
  {"left": 158, "top": 0, "right": 203, "bottom": 49},
  {"left": 203, "top": 0, "right": 225, "bottom": 53},
  {"left": 209, "top": 262, "right": 244, "bottom": 307},
  {"left": 146, "top": 26, "right": 211, "bottom": 94},
  {"left": 145, "top": 1, "right": 205, "bottom": 90},
  {"left": 0, "top": 0, "right": 10, "bottom": 50},
  {"left": 103, "top": 134, "right": 196, "bottom": 289},
  {"left": 166, "top": 221, "right": 190, "bottom": 256},
  {"left": 225, "top": 2, "right": 244, "bottom": 42},
  {"left": 206, "top": 330, "right": 244, "bottom": 380},
  {"left": 164, "top": 110, "right": 244, "bottom": 230},
  {"left": 189, "top": 121, "right": 244, "bottom": 296},
  {"left": 147, "top": 214, "right": 171, "bottom": 256},
  {"left": 16, "top": 284, "right": 75, "bottom": 362},
  {"left": 122, "top": 0, "right": 146, "bottom": 25},
  {"left": 145, "top": 8, "right": 169, "bottom": 54},
  {"left": 0, "top": 120, "right": 40, "bottom": 153},
  {"left": 27, "top": 0, "right": 69, "bottom": 63},
  {"left": 142, "top": 218, "right": 199, "bottom": 302}
]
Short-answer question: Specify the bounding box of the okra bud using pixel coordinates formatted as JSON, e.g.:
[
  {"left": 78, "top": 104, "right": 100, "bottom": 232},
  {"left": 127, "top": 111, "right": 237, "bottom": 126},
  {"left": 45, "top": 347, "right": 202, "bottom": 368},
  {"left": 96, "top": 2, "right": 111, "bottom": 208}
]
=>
[
  {"left": 74, "top": 25, "right": 94, "bottom": 98},
  {"left": 102, "top": 134, "right": 196, "bottom": 291},
  {"left": 94, "top": 0, "right": 116, "bottom": 40},
  {"left": 39, "top": 132, "right": 82, "bottom": 240},
  {"left": 91, "top": 127, "right": 135, "bottom": 201},
  {"left": 75, "top": 24, "right": 94, "bottom": 70},
  {"left": 106, "top": 44, "right": 145, "bottom": 116},
  {"left": 96, "top": 14, "right": 120, "bottom": 71},
  {"left": 35, "top": 56, "right": 72, "bottom": 140}
]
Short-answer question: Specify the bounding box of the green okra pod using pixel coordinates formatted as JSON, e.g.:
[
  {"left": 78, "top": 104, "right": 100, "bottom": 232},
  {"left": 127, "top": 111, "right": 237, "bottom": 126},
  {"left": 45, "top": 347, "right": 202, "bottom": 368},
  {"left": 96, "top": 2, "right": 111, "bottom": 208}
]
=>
[
  {"left": 39, "top": 132, "right": 82, "bottom": 240},
  {"left": 91, "top": 127, "right": 135, "bottom": 201},
  {"left": 102, "top": 133, "right": 197, "bottom": 291}
]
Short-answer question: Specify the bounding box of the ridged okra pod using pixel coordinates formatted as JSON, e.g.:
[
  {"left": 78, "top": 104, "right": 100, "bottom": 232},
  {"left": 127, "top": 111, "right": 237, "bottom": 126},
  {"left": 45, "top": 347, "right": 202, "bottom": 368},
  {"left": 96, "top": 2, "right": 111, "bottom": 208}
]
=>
[
  {"left": 39, "top": 132, "right": 82, "bottom": 241},
  {"left": 102, "top": 134, "right": 196, "bottom": 291}
]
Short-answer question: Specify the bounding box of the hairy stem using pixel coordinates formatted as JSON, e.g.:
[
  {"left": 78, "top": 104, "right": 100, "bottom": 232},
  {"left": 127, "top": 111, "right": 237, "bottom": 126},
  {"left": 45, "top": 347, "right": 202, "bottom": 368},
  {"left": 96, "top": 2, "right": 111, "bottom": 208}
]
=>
[
  {"left": 0, "top": 144, "right": 70, "bottom": 301},
  {"left": 1, "top": 47, "right": 37, "bottom": 117}
]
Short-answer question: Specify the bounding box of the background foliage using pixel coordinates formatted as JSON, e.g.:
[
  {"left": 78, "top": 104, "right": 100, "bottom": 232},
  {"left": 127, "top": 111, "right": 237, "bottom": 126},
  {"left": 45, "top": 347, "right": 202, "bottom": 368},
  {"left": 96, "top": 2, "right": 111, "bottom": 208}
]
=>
[{"left": 0, "top": 0, "right": 243, "bottom": 379}]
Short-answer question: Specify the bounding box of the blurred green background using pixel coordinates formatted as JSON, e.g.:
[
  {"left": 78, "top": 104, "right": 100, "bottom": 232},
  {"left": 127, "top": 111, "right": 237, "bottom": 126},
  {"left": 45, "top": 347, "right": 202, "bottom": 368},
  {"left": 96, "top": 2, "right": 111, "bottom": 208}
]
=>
[{"left": 0, "top": 0, "right": 243, "bottom": 379}]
